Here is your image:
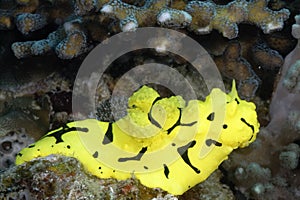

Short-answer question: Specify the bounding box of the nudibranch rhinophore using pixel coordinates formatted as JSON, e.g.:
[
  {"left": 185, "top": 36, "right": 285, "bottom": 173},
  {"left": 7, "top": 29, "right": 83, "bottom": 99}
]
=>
[{"left": 16, "top": 81, "right": 259, "bottom": 195}]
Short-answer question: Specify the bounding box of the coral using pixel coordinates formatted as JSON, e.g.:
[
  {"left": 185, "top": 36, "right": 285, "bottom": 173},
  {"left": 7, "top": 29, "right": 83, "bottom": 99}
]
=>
[
  {"left": 186, "top": 0, "right": 290, "bottom": 39},
  {"left": 180, "top": 170, "right": 234, "bottom": 200},
  {"left": 100, "top": 0, "right": 191, "bottom": 31},
  {"left": 268, "top": 14, "right": 300, "bottom": 132},
  {"left": 12, "top": 19, "right": 88, "bottom": 59},
  {"left": 263, "top": 32, "right": 297, "bottom": 55},
  {"left": 279, "top": 143, "right": 300, "bottom": 170},
  {"left": 0, "top": 96, "right": 51, "bottom": 140},
  {"left": 0, "top": 155, "right": 176, "bottom": 199},
  {"left": 292, "top": 15, "right": 300, "bottom": 39},
  {"left": 2, "top": 0, "right": 290, "bottom": 59},
  {"left": 0, "top": 12, "right": 14, "bottom": 30},
  {"left": 0, "top": 130, "right": 34, "bottom": 170},
  {"left": 0, "top": 154, "right": 235, "bottom": 199},
  {"left": 214, "top": 41, "right": 260, "bottom": 99},
  {"left": 251, "top": 42, "right": 283, "bottom": 70},
  {"left": 283, "top": 60, "right": 300, "bottom": 92},
  {"left": 15, "top": 13, "right": 47, "bottom": 35}
]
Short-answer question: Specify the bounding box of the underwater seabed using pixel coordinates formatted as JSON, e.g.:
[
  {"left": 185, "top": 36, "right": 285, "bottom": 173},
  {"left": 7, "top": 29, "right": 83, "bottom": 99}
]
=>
[{"left": 0, "top": 0, "right": 300, "bottom": 199}]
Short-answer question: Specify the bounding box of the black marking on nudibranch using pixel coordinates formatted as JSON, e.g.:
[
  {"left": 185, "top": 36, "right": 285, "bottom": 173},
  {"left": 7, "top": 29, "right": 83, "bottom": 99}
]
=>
[
  {"left": 148, "top": 97, "right": 163, "bottom": 129},
  {"left": 43, "top": 125, "right": 88, "bottom": 144},
  {"left": 177, "top": 141, "right": 200, "bottom": 174},
  {"left": 181, "top": 121, "right": 197, "bottom": 126},
  {"left": 144, "top": 166, "right": 148, "bottom": 170},
  {"left": 102, "top": 123, "right": 113, "bottom": 145},
  {"left": 17, "top": 152, "right": 22, "bottom": 157},
  {"left": 205, "top": 139, "right": 222, "bottom": 147},
  {"left": 207, "top": 112, "right": 215, "bottom": 121},
  {"left": 167, "top": 108, "right": 197, "bottom": 134},
  {"left": 235, "top": 98, "right": 240, "bottom": 104},
  {"left": 223, "top": 124, "right": 228, "bottom": 129},
  {"left": 28, "top": 144, "right": 35, "bottom": 148},
  {"left": 163, "top": 164, "right": 170, "bottom": 179},
  {"left": 118, "top": 147, "right": 148, "bottom": 162},
  {"left": 93, "top": 151, "right": 98, "bottom": 158},
  {"left": 167, "top": 108, "right": 182, "bottom": 134},
  {"left": 241, "top": 118, "right": 254, "bottom": 133}
]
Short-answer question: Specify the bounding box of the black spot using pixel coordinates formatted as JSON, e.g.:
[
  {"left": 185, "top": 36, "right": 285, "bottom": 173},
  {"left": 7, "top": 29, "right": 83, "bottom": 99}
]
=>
[
  {"left": 102, "top": 123, "right": 113, "bottom": 145},
  {"left": 51, "top": 145, "right": 54, "bottom": 148},
  {"left": 37, "top": 149, "right": 40, "bottom": 151},
  {"left": 241, "top": 118, "right": 254, "bottom": 133},
  {"left": 235, "top": 98, "right": 240, "bottom": 104},
  {"left": 144, "top": 166, "right": 148, "bottom": 170},
  {"left": 66, "top": 145, "right": 71, "bottom": 149},
  {"left": 171, "top": 143, "right": 176, "bottom": 146},
  {"left": 207, "top": 112, "right": 215, "bottom": 121},
  {"left": 113, "top": 170, "right": 115, "bottom": 172},
  {"left": 177, "top": 141, "right": 200, "bottom": 174},
  {"left": 163, "top": 164, "right": 170, "bottom": 179},
  {"left": 93, "top": 151, "right": 98, "bottom": 158},
  {"left": 223, "top": 124, "right": 228, "bottom": 129},
  {"left": 28, "top": 144, "right": 35, "bottom": 148},
  {"left": 43, "top": 125, "right": 89, "bottom": 144},
  {"left": 98, "top": 166, "right": 101, "bottom": 169},
  {"left": 118, "top": 147, "right": 148, "bottom": 162},
  {"left": 17, "top": 153, "right": 22, "bottom": 157},
  {"left": 100, "top": 171, "right": 103, "bottom": 174},
  {"left": 205, "top": 139, "right": 222, "bottom": 147}
]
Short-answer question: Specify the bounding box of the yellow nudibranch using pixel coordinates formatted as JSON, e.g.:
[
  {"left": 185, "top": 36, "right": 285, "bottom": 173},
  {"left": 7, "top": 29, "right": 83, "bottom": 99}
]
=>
[{"left": 15, "top": 81, "right": 259, "bottom": 195}]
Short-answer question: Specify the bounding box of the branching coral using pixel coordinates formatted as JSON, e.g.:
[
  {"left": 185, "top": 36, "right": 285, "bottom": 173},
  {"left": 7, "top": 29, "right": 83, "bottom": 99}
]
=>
[
  {"left": 214, "top": 41, "right": 261, "bottom": 99},
  {"left": 4, "top": 0, "right": 291, "bottom": 59},
  {"left": 12, "top": 19, "right": 88, "bottom": 59},
  {"left": 15, "top": 13, "right": 47, "bottom": 35},
  {"left": 100, "top": 0, "right": 192, "bottom": 31},
  {"left": 186, "top": 0, "right": 290, "bottom": 39}
]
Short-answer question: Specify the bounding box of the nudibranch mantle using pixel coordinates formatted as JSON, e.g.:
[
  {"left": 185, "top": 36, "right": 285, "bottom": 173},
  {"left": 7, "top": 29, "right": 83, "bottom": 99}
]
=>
[{"left": 15, "top": 81, "right": 259, "bottom": 195}]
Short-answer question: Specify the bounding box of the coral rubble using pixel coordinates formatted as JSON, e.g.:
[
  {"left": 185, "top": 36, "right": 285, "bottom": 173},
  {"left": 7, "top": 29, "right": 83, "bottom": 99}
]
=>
[{"left": 0, "top": 155, "right": 233, "bottom": 199}]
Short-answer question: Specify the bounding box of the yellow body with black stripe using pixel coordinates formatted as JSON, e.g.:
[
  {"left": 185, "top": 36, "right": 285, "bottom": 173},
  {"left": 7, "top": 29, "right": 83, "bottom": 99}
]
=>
[{"left": 15, "top": 81, "right": 259, "bottom": 195}]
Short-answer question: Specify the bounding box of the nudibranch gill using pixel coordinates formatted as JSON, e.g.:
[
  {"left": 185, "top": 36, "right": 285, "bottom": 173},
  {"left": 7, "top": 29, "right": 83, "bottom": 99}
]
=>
[{"left": 15, "top": 81, "right": 259, "bottom": 195}]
